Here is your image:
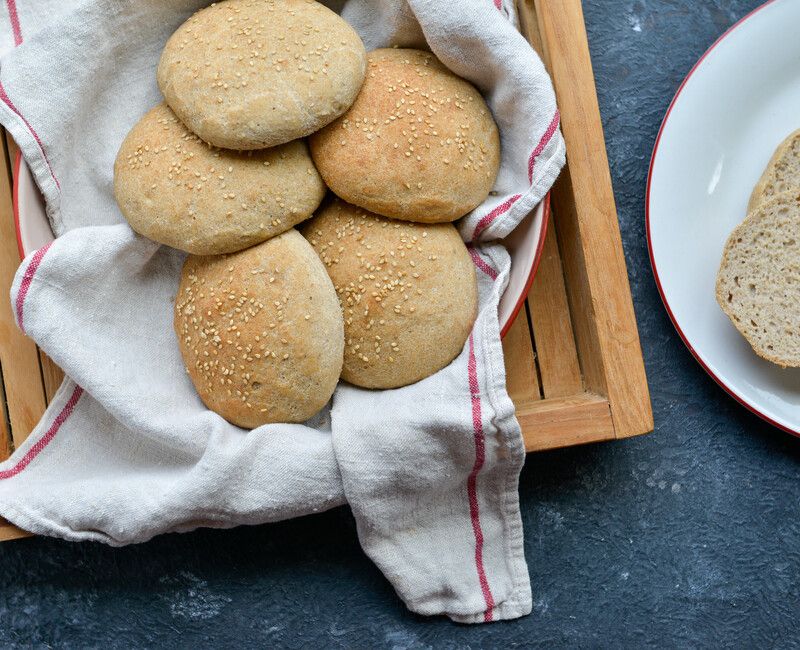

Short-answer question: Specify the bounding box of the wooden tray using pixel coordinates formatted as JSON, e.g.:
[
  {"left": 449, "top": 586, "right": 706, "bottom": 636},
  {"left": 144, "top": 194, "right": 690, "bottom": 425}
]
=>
[{"left": 0, "top": 0, "right": 652, "bottom": 542}]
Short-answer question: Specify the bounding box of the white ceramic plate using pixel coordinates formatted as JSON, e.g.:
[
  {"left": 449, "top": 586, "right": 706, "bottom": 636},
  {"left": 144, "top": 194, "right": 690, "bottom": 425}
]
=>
[
  {"left": 647, "top": 0, "right": 800, "bottom": 434},
  {"left": 14, "top": 151, "right": 548, "bottom": 338}
]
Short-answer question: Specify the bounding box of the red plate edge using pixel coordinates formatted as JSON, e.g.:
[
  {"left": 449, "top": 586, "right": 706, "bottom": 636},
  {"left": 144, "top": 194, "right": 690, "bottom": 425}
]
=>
[
  {"left": 12, "top": 144, "right": 550, "bottom": 340},
  {"left": 644, "top": 0, "right": 796, "bottom": 436}
]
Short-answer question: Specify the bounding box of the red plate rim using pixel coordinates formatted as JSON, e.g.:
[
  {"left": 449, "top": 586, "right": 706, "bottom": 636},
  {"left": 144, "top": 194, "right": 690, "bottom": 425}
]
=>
[
  {"left": 12, "top": 148, "right": 550, "bottom": 340},
  {"left": 645, "top": 0, "right": 796, "bottom": 436}
]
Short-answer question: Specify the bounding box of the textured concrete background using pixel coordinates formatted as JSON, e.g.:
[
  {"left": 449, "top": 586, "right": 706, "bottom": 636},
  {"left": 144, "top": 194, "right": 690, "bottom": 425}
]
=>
[{"left": 3, "top": 1, "right": 800, "bottom": 647}]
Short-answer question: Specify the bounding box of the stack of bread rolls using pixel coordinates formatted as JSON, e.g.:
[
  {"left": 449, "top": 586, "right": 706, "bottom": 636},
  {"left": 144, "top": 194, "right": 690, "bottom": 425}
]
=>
[{"left": 113, "top": 0, "right": 502, "bottom": 428}]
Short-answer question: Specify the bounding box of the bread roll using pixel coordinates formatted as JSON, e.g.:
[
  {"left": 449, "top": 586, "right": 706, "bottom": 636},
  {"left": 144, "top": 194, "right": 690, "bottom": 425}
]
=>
[
  {"left": 716, "top": 191, "right": 800, "bottom": 367},
  {"left": 302, "top": 199, "right": 477, "bottom": 388},
  {"left": 749, "top": 128, "right": 800, "bottom": 212},
  {"left": 175, "top": 229, "right": 344, "bottom": 427},
  {"left": 157, "top": 0, "right": 367, "bottom": 150},
  {"left": 309, "top": 48, "right": 501, "bottom": 223},
  {"left": 114, "top": 103, "right": 325, "bottom": 255}
]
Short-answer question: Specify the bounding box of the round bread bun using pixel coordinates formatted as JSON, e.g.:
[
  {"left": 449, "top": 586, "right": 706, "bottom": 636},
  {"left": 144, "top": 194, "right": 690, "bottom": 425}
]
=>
[
  {"left": 302, "top": 198, "right": 478, "bottom": 388},
  {"left": 175, "top": 229, "right": 344, "bottom": 427},
  {"left": 157, "top": 0, "right": 367, "bottom": 150},
  {"left": 114, "top": 103, "right": 325, "bottom": 255},
  {"left": 309, "top": 48, "right": 501, "bottom": 223}
]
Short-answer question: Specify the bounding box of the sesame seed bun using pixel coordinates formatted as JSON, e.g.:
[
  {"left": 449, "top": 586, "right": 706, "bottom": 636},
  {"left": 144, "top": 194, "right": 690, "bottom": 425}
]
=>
[
  {"left": 175, "top": 229, "right": 344, "bottom": 428},
  {"left": 114, "top": 103, "right": 325, "bottom": 255},
  {"left": 157, "top": 0, "right": 367, "bottom": 150},
  {"left": 302, "top": 198, "right": 477, "bottom": 388},
  {"left": 309, "top": 48, "right": 501, "bottom": 224}
]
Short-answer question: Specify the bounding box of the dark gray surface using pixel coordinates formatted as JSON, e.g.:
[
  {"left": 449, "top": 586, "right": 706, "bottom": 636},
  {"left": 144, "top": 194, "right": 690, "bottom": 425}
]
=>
[{"left": 3, "top": 1, "right": 800, "bottom": 647}]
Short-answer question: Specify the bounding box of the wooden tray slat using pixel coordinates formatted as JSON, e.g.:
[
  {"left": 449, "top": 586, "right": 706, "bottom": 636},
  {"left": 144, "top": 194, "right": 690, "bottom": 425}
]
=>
[
  {"left": 518, "top": 393, "right": 614, "bottom": 451},
  {"left": 0, "top": 382, "right": 11, "bottom": 460},
  {"left": 0, "top": 520, "right": 30, "bottom": 541},
  {"left": 38, "top": 350, "right": 64, "bottom": 404},
  {"left": 527, "top": 215, "right": 582, "bottom": 399},
  {"left": 502, "top": 304, "right": 541, "bottom": 404}
]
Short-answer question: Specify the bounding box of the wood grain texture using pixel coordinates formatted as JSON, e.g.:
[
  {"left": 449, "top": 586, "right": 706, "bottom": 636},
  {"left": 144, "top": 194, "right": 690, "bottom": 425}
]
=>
[
  {"left": 0, "top": 519, "right": 31, "bottom": 542},
  {"left": 517, "top": 0, "right": 544, "bottom": 56},
  {"left": 518, "top": 392, "right": 614, "bottom": 451},
  {"left": 503, "top": 302, "right": 541, "bottom": 405},
  {"left": 530, "top": 0, "right": 653, "bottom": 438},
  {"left": 38, "top": 350, "right": 64, "bottom": 404},
  {"left": 0, "top": 380, "right": 11, "bottom": 461},
  {"left": 527, "top": 215, "right": 582, "bottom": 399},
  {"left": 0, "top": 130, "right": 47, "bottom": 448}
]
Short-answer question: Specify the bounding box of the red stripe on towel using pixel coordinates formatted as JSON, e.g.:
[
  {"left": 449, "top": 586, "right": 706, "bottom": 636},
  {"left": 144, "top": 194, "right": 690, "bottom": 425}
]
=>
[
  {"left": 470, "top": 109, "right": 560, "bottom": 241},
  {"left": 468, "top": 246, "right": 499, "bottom": 280},
  {"left": 5, "top": 0, "right": 21, "bottom": 46},
  {"left": 0, "top": 385, "right": 84, "bottom": 480},
  {"left": 528, "top": 110, "right": 560, "bottom": 184},
  {"left": 471, "top": 194, "right": 522, "bottom": 241},
  {"left": 0, "top": 81, "right": 61, "bottom": 190},
  {"left": 15, "top": 241, "right": 52, "bottom": 332},
  {"left": 467, "top": 334, "right": 496, "bottom": 621}
]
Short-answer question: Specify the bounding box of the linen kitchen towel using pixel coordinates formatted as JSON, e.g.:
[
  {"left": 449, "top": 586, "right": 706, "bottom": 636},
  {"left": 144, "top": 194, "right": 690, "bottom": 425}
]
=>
[{"left": 0, "top": 0, "right": 564, "bottom": 623}]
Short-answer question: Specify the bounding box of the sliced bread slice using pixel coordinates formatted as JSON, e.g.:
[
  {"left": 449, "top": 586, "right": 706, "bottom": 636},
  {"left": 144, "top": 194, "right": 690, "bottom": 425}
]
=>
[
  {"left": 716, "top": 191, "right": 800, "bottom": 367},
  {"left": 748, "top": 128, "right": 800, "bottom": 212}
]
